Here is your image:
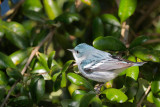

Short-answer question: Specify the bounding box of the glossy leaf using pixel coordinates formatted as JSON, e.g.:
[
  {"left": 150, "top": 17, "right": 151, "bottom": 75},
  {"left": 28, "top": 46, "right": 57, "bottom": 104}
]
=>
[
  {"left": 67, "top": 73, "right": 94, "bottom": 90},
  {"left": 118, "top": 0, "right": 137, "bottom": 23},
  {"left": 130, "top": 46, "right": 160, "bottom": 62},
  {"left": 72, "top": 90, "right": 87, "bottom": 101},
  {"left": 5, "top": 22, "right": 28, "bottom": 49},
  {"left": 92, "top": 17, "right": 104, "bottom": 38},
  {"left": 81, "top": 0, "right": 91, "bottom": 5},
  {"left": 0, "top": 52, "right": 16, "bottom": 69},
  {"left": 23, "top": 0, "right": 42, "bottom": 12},
  {"left": 101, "top": 14, "right": 120, "bottom": 26},
  {"left": 37, "top": 53, "right": 50, "bottom": 71},
  {"left": 31, "top": 66, "right": 51, "bottom": 80},
  {"left": 61, "top": 99, "right": 79, "bottom": 107},
  {"left": 79, "top": 91, "right": 96, "bottom": 107},
  {"left": 151, "top": 72, "right": 160, "bottom": 95},
  {"left": 93, "top": 36, "right": 126, "bottom": 51},
  {"left": 101, "top": 14, "right": 121, "bottom": 38},
  {"left": 52, "top": 71, "right": 61, "bottom": 82},
  {"left": 55, "top": 12, "right": 80, "bottom": 24},
  {"left": 6, "top": 68, "right": 22, "bottom": 80},
  {"left": 126, "top": 56, "right": 139, "bottom": 81},
  {"left": 47, "top": 51, "right": 56, "bottom": 69},
  {"left": 9, "top": 48, "right": 32, "bottom": 65},
  {"left": 147, "top": 92, "right": 154, "bottom": 103},
  {"left": 129, "top": 36, "right": 149, "bottom": 49},
  {"left": 0, "top": 70, "right": 8, "bottom": 85},
  {"left": 44, "top": 0, "right": 62, "bottom": 20},
  {"left": 153, "top": 96, "right": 160, "bottom": 107},
  {"left": 61, "top": 60, "right": 74, "bottom": 88},
  {"left": 135, "top": 78, "right": 149, "bottom": 102},
  {"left": 22, "top": 0, "right": 44, "bottom": 22},
  {"left": 30, "top": 76, "right": 45, "bottom": 103},
  {"left": 0, "top": 20, "right": 5, "bottom": 38},
  {"left": 102, "top": 88, "right": 128, "bottom": 103}
]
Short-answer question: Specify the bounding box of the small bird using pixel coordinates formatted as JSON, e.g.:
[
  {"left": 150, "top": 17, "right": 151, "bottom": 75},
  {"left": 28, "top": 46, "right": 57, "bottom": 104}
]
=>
[{"left": 68, "top": 43, "right": 145, "bottom": 83}]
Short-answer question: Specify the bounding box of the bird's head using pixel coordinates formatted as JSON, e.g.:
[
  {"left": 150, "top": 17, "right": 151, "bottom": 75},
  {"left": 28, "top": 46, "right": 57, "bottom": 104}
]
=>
[{"left": 68, "top": 43, "right": 94, "bottom": 63}]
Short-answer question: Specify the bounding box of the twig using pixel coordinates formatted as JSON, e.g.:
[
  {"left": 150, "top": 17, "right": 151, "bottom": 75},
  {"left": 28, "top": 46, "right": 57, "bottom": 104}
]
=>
[
  {"left": 0, "top": 29, "right": 55, "bottom": 107},
  {"left": 121, "top": 21, "right": 130, "bottom": 44},
  {"left": 137, "top": 85, "right": 151, "bottom": 107},
  {"left": 0, "top": 0, "right": 25, "bottom": 19},
  {"left": 135, "top": 0, "right": 160, "bottom": 29},
  {"left": 143, "top": 39, "right": 160, "bottom": 45}
]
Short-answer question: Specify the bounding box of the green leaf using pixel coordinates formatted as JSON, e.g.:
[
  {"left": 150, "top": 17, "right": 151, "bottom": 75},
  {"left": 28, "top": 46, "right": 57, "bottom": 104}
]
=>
[
  {"left": 101, "top": 14, "right": 121, "bottom": 38},
  {"left": 102, "top": 88, "right": 128, "bottom": 103},
  {"left": 23, "top": 0, "right": 42, "bottom": 12},
  {"left": 153, "top": 96, "right": 160, "bottom": 107},
  {"left": 92, "top": 17, "right": 104, "bottom": 39},
  {"left": 0, "top": 70, "right": 8, "bottom": 85},
  {"left": 31, "top": 66, "right": 51, "bottom": 80},
  {"left": 23, "top": 10, "right": 45, "bottom": 22},
  {"left": 0, "top": 52, "right": 16, "bottom": 69},
  {"left": 147, "top": 92, "right": 154, "bottom": 103},
  {"left": 129, "top": 36, "right": 149, "bottom": 49},
  {"left": 6, "top": 68, "right": 22, "bottom": 80},
  {"left": 61, "top": 99, "right": 79, "bottom": 107},
  {"left": 130, "top": 46, "right": 160, "bottom": 62},
  {"left": 22, "top": 0, "right": 44, "bottom": 22},
  {"left": 67, "top": 73, "right": 94, "bottom": 90},
  {"left": 81, "top": 0, "right": 91, "bottom": 5},
  {"left": 9, "top": 48, "right": 32, "bottom": 65},
  {"left": 4, "top": 22, "right": 28, "bottom": 49},
  {"left": 90, "top": 96, "right": 102, "bottom": 107},
  {"left": 72, "top": 90, "right": 87, "bottom": 101},
  {"left": 101, "top": 14, "right": 120, "bottom": 26},
  {"left": 9, "top": 96, "right": 33, "bottom": 107},
  {"left": 118, "top": 0, "right": 137, "bottom": 23},
  {"left": 30, "top": 76, "right": 45, "bottom": 103},
  {"left": 126, "top": 56, "right": 139, "bottom": 81},
  {"left": 61, "top": 60, "right": 74, "bottom": 88},
  {"left": 55, "top": 12, "right": 80, "bottom": 24},
  {"left": 37, "top": 53, "right": 50, "bottom": 71},
  {"left": 52, "top": 71, "right": 61, "bottom": 82},
  {"left": 47, "top": 51, "right": 56, "bottom": 69},
  {"left": 135, "top": 78, "right": 149, "bottom": 102},
  {"left": 79, "top": 91, "right": 96, "bottom": 107},
  {"left": 151, "top": 72, "right": 160, "bottom": 95},
  {"left": 0, "top": 19, "right": 5, "bottom": 38},
  {"left": 93, "top": 36, "right": 126, "bottom": 51},
  {"left": 44, "top": 0, "right": 62, "bottom": 20}
]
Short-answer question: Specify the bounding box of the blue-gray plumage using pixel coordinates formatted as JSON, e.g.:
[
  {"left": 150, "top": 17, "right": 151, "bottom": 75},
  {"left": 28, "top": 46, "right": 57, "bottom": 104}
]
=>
[{"left": 68, "top": 43, "right": 145, "bottom": 82}]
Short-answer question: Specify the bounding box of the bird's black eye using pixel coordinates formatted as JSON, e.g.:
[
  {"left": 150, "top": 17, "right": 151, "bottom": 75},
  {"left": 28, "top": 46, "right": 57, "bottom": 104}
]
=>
[{"left": 76, "top": 50, "right": 79, "bottom": 54}]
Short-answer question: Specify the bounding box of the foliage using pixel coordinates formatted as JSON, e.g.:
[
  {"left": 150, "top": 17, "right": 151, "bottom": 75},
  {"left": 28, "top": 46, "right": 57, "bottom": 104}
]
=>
[{"left": 0, "top": 0, "right": 160, "bottom": 107}]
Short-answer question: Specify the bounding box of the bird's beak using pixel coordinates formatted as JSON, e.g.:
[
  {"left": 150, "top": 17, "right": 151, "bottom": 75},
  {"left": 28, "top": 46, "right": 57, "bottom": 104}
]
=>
[{"left": 67, "top": 49, "right": 75, "bottom": 52}]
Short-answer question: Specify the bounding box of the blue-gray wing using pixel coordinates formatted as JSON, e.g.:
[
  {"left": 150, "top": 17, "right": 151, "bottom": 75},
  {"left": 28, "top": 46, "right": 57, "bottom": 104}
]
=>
[{"left": 81, "top": 59, "right": 134, "bottom": 72}]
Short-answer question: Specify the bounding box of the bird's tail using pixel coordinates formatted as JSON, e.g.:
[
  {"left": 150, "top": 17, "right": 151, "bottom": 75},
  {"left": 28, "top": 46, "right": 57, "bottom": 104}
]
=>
[{"left": 133, "top": 62, "right": 147, "bottom": 66}]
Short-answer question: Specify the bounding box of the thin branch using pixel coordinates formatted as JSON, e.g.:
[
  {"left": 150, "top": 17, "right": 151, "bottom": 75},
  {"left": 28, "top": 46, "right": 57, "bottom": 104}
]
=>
[
  {"left": 143, "top": 39, "right": 160, "bottom": 45},
  {"left": 0, "top": 0, "right": 25, "bottom": 19},
  {"left": 135, "top": 0, "right": 160, "bottom": 29},
  {"left": 0, "top": 29, "right": 55, "bottom": 107},
  {"left": 137, "top": 85, "right": 151, "bottom": 107},
  {"left": 121, "top": 21, "right": 130, "bottom": 44}
]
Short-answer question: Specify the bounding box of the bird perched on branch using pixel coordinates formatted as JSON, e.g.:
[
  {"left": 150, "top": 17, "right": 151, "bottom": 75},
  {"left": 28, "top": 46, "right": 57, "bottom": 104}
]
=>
[{"left": 68, "top": 43, "right": 146, "bottom": 82}]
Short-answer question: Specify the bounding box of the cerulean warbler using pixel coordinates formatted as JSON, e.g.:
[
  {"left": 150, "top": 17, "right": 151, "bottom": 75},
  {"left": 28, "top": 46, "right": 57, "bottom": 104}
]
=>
[{"left": 68, "top": 43, "right": 145, "bottom": 82}]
